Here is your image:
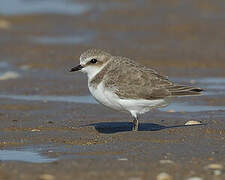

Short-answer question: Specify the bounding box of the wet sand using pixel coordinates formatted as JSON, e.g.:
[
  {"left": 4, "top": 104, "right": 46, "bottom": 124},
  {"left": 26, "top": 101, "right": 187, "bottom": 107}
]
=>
[{"left": 0, "top": 0, "right": 225, "bottom": 179}]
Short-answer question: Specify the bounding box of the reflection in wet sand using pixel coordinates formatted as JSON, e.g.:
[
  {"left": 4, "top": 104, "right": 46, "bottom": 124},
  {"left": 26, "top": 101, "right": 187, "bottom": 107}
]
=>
[{"left": 0, "top": 150, "right": 57, "bottom": 163}]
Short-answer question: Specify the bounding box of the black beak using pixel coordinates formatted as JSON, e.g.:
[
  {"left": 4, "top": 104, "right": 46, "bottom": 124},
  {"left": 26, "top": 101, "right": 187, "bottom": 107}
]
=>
[{"left": 70, "top": 65, "right": 84, "bottom": 72}]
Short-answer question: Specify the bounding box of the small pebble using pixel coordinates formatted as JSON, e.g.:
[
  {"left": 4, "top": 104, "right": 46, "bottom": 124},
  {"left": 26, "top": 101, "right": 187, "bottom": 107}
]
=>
[
  {"left": 0, "top": 19, "right": 11, "bottom": 29},
  {"left": 167, "top": 109, "right": 175, "bottom": 113},
  {"left": 39, "top": 174, "right": 55, "bottom": 180},
  {"left": 31, "top": 129, "right": 41, "bottom": 132},
  {"left": 20, "top": 65, "right": 31, "bottom": 70},
  {"left": 185, "top": 120, "right": 201, "bottom": 126},
  {"left": 118, "top": 158, "right": 128, "bottom": 161},
  {"left": 186, "top": 177, "right": 202, "bottom": 180},
  {"left": 205, "top": 163, "right": 223, "bottom": 170},
  {"left": 159, "top": 160, "right": 175, "bottom": 164},
  {"left": 0, "top": 72, "right": 20, "bottom": 80},
  {"left": 156, "top": 172, "right": 172, "bottom": 180},
  {"left": 213, "top": 170, "right": 222, "bottom": 176},
  {"left": 42, "top": 99, "right": 48, "bottom": 103}
]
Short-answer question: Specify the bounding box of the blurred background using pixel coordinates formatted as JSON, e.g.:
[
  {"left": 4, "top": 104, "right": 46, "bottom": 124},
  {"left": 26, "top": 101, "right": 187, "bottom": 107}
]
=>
[
  {"left": 1, "top": 0, "right": 225, "bottom": 77},
  {"left": 1, "top": 0, "right": 225, "bottom": 95}
]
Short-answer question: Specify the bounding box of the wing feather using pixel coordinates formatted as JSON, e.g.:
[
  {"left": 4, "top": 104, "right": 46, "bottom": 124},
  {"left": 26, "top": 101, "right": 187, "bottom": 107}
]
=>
[
  {"left": 102, "top": 56, "right": 202, "bottom": 100},
  {"left": 103, "top": 57, "right": 173, "bottom": 100}
]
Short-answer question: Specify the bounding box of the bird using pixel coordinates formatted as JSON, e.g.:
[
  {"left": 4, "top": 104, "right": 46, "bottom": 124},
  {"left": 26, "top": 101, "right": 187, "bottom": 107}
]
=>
[{"left": 70, "top": 49, "right": 203, "bottom": 131}]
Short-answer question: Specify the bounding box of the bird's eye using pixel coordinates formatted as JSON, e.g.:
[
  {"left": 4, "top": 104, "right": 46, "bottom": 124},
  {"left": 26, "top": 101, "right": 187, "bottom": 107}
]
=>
[{"left": 90, "top": 59, "right": 97, "bottom": 64}]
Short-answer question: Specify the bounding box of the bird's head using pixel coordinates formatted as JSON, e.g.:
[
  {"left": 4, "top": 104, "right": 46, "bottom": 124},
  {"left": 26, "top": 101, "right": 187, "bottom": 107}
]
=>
[{"left": 70, "top": 49, "right": 112, "bottom": 79}]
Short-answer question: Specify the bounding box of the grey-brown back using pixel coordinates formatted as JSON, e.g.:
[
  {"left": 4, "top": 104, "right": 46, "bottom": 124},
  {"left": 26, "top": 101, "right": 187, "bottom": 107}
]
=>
[{"left": 90, "top": 56, "right": 202, "bottom": 100}]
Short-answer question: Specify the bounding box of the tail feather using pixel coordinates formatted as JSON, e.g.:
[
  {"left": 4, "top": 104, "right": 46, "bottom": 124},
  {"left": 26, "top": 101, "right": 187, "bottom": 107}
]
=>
[{"left": 168, "top": 85, "right": 203, "bottom": 96}]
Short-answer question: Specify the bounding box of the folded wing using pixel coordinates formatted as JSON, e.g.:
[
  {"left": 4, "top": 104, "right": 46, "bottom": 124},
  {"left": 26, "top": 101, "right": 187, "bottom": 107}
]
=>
[{"left": 104, "top": 57, "right": 203, "bottom": 100}]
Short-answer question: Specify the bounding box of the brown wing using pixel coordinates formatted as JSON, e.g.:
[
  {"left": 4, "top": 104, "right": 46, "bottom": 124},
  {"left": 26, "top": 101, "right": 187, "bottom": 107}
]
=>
[
  {"left": 103, "top": 57, "right": 173, "bottom": 100},
  {"left": 103, "top": 57, "right": 202, "bottom": 100}
]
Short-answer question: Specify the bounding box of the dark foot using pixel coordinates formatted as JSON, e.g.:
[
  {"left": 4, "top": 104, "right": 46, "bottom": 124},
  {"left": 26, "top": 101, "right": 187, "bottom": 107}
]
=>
[{"left": 132, "top": 119, "right": 139, "bottom": 131}]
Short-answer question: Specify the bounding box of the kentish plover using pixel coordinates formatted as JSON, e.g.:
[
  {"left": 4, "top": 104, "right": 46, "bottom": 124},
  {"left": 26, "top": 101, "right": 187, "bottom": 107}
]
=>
[{"left": 70, "top": 49, "right": 203, "bottom": 131}]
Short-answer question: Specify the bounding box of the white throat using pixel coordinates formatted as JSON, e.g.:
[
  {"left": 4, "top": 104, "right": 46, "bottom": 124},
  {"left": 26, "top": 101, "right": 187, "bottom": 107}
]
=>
[{"left": 81, "top": 62, "right": 109, "bottom": 82}]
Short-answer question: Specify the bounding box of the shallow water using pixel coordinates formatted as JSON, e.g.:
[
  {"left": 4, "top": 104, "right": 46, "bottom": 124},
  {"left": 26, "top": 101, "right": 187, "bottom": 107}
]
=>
[
  {"left": 0, "top": 94, "right": 97, "bottom": 104},
  {"left": 0, "top": 77, "right": 224, "bottom": 112},
  {"left": 0, "top": 0, "right": 89, "bottom": 15},
  {"left": 0, "top": 93, "right": 224, "bottom": 112},
  {"left": 0, "top": 149, "right": 57, "bottom": 163},
  {"left": 162, "top": 103, "right": 225, "bottom": 112},
  {"left": 198, "top": 78, "right": 225, "bottom": 91},
  {"left": 198, "top": 77, "right": 225, "bottom": 84},
  {"left": 171, "top": 77, "right": 225, "bottom": 93},
  {"left": 172, "top": 77, "right": 225, "bottom": 87},
  {"left": 0, "top": 144, "right": 126, "bottom": 162}
]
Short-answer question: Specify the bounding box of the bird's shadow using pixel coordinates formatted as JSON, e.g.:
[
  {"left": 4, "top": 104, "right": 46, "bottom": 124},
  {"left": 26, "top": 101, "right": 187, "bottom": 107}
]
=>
[{"left": 84, "top": 122, "right": 206, "bottom": 134}]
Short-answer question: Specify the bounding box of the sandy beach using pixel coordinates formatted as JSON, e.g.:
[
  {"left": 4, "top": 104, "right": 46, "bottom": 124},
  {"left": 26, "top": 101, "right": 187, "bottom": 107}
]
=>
[{"left": 0, "top": 0, "right": 225, "bottom": 179}]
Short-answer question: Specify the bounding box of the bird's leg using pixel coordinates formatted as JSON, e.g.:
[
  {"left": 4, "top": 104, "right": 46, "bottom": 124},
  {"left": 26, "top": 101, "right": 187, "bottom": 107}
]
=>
[{"left": 132, "top": 115, "right": 139, "bottom": 131}]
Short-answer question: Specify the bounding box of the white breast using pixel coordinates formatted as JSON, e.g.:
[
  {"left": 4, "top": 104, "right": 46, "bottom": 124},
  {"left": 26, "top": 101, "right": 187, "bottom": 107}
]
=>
[
  {"left": 88, "top": 81, "right": 169, "bottom": 115},
  {"left": 88, "top": 81, "right": 124, "bottom": 111}
]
